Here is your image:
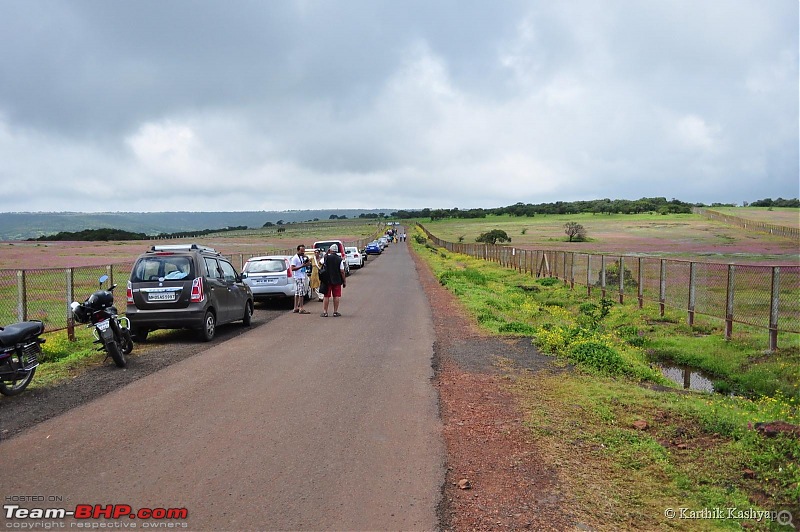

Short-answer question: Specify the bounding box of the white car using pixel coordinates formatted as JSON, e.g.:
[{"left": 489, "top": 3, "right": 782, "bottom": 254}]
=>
[
  {"left": 345, "top": 246, "right": 364, "bottom": 269},
  {"left": 241, "top": 255, "right": 310, "bottom": 303}
]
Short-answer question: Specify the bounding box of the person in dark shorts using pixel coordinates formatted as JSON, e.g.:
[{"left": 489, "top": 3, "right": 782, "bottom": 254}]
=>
[{"left": 320, "top": 244, "right": 346, "bottom": 317}]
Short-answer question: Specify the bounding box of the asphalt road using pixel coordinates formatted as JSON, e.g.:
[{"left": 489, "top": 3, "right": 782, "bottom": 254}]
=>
[{"left": 1, "top": 241, "right": 445, "bottom": 530}]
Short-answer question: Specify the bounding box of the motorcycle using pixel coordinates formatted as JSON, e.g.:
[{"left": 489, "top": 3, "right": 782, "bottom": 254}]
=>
[
  {"left": 0, "top": 320, "right": 44, "bottom": 396},
  {"left": 70, "top": 275, "right": 133, "bottom": 368}
]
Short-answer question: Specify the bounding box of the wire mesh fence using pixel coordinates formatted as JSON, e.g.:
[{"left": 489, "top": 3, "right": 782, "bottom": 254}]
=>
[
  {"left": 0, "top": 233, "right": 382, "bottom": 334},
  {"left": 418, "top": 223, "right": 800, "bottom": 350}
]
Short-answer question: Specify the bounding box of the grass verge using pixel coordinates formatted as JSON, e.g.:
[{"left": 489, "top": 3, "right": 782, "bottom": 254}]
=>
[{"left": 411, "top": 227, "right": 800, "bottom": 526}]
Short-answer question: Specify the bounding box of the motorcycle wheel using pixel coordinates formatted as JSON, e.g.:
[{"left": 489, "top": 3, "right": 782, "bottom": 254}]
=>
[
  {"left": 107, "top": 340, "right": 127, "bottom": 368},
  {"left": 120, "top": 328, "right": 134, "bottom": 355},
  {"left": 0, "top": 367, "right": 36, "bottom": 396}
]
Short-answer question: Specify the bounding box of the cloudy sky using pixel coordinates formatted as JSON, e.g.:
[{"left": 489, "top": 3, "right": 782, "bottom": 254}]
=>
[{"left": 0, "top": 1, "right": 797, "bottom": 213}]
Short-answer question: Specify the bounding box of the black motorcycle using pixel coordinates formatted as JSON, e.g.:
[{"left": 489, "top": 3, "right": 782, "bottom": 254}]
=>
[
  {"left": 0, "top": 320, "right": 44, "bottom": 396},
  {"left": 70, "top": 275, "right": 133, "bottom": 368}
]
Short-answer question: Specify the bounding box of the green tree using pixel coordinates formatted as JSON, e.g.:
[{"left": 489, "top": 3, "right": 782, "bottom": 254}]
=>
[{"left": 475, "top": 229, "right": 511, "bottom": 244}]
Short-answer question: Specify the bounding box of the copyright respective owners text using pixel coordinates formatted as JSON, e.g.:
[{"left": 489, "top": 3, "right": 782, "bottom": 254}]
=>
[
  {"left": 3, "top": 497, "right": 190, "bottom": 529},
  {"left": 664, "top": 507, "right": 795, "bottom": 528}
]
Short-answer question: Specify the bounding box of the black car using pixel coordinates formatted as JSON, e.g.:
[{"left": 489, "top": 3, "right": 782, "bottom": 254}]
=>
[{"left": 126, "top": 244, "right": 254, "bottom": 342}]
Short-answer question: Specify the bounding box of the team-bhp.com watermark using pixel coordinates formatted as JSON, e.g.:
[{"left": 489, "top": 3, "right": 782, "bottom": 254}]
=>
[
  {"left": 4, "top": 501, "right": 188, "bottom": 529},
  {"left": 664, "top": 507, "right": 795, "bottom": 528}
]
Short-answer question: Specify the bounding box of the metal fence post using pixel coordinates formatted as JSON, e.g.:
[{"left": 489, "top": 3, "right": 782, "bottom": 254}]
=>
[
  {"left": 600, "top": 255, "right": 606, "bottom": 299},
  {"left": 618, "top": 256, "right": 625, "bottom": 304},
  {"left": 16, "top": 270, "right": 27, "bottom": 322},
  {"left": 769, "top": 267, "right": 780, "bottom": 351},
  {"left": 563, "top": 251, "right": 568, "bottom": 285},
  {"left": 638, "top": 258, "right": 644, "bottom": 309},
  {"left": 659, "top": 259, "right": 667, "bottom": 316},
  {"left": 725, "top": 264, "right": 735, "bottom": 340},
  {"left": 570, "top": 252, "right": 575, "bottom": 289},
  {"left": 66, "top": 268, "right": 75, "bottom": 341},
  {"left": 688, "top": 262, "right": 696, "bottom": 327},
  {"left": 106, "top": 265, "right": 113, "bottom": 287},
  {"left": 586, "top": 254, "right": 592, "bottom": 296}
]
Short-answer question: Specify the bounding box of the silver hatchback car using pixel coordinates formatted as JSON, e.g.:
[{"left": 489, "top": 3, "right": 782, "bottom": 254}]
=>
[{"left": 241, "top": 255, "right": 310, "bottom": 303}]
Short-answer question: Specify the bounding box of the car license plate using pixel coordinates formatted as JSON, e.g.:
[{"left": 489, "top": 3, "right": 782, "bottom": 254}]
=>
[
  {"left": 257, "top": 279, "right": 278, "bottom": 284},
  {"left": 96, "top": 319, "right": 110, "bottom": 331},
  {"left": 148, "top": 292, "right": 176, "bottom": 301}
]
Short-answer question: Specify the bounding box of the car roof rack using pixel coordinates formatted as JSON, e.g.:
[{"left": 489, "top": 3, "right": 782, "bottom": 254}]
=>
[{"left": 150, "top": 244, "right": 218, "bottom": 253}]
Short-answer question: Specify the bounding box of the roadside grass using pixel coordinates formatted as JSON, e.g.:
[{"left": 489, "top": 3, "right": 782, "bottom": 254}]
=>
[
  {"left": 28, "top": 327, "right": 112, "bottom": 388},
  {"left": 510, "top": 368, "right": 799, "bottom": 529},
  {"left": 411, "top": 228, "right": 800, "bottom": 524},
  {"left": 24, "top": 327, "right": 172, "bottom": 390}
]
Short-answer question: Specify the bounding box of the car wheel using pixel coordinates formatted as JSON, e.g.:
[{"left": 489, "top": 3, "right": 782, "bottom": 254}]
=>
[
  {"left": 130, "top": 327, "right": 149, "bottom": 343},
  {"left": 199, "top": 310, "right": 216, "bottom": 342},
  {"left": 242, "top": 300, "right": 253, "bottom": 326}
]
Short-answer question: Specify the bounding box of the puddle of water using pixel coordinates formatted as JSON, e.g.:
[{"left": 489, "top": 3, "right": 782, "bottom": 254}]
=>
[{"left": 659, "top": 364, "right": 716, "bottom": 393}]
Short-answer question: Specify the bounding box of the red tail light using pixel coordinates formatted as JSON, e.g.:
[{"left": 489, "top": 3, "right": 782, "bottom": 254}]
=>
[
  {"left": 127, "top": 281, "right": 133, "bottom": 304},
  {"left": 190, "top": 277, "right": 204, "bottom": 303},
  {"left": 286, "top": 259, "right": 292, "bottom": 278}
]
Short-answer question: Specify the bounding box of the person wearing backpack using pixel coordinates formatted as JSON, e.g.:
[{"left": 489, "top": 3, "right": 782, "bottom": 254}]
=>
[{"left": 320, "top": 244, "right": 346, "bottom": 317}]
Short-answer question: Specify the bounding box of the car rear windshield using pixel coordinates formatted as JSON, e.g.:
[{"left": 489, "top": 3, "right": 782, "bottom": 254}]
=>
[
  {"left": 244, "top": 259, "right": 287, "bottom": 274},
  {"left": 131, "top": 256, "right": 193, "bottom": 282}
]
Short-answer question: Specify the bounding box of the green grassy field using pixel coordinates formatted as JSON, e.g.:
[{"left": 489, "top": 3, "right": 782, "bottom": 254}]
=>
[{"left": 410, "top": 227, "right": 799, "bottom": 527}]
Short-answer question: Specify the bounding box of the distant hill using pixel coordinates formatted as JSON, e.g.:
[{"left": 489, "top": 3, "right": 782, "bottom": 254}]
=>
[{"left": 0, "top": 210, "right": 396, "bottom": 240}]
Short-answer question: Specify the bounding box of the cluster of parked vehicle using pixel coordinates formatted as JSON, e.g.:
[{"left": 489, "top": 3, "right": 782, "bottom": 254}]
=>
[
  {"left": 1, "top": 232, "right": 398, "bottom": 396},
  {"left": 365, "top": 233, "right": 394, "bottom": 256}
]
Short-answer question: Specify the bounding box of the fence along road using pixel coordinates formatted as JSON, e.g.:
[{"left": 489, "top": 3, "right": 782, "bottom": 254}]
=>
[
  {"left": 418, "top": 224, "right": 800, "bottom": 351},
  {"left": 0, "top": 240, "right": 445, "bottom": 530}
]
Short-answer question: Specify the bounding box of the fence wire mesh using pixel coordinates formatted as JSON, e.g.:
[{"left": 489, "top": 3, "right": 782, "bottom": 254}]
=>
[
  {"left": 417, "top": 223, "right": 799, "bottom": 345},
  {"left": 1, "top": 235, "right": 374, "bottom": 333}
]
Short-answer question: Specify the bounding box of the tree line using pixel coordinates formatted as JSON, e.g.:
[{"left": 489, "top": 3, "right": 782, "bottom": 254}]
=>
[
  {"left": 391, "top": 197, "right": 696, "bottom": 220},
  {"left": 29, "top": 226, "right": 248, "bottom": 241},
  {"left": 391, "top": 196, "right": 798, "bottom": 221}
]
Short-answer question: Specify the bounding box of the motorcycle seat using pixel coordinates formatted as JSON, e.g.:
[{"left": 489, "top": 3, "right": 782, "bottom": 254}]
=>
[{"left": 0, "top": 321, "right": 45, "bottom": 347}]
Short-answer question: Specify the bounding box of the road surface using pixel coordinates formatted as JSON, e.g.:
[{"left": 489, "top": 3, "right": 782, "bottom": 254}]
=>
[{"left": 1, "top": 241, "right": 444, "bottom": 530}]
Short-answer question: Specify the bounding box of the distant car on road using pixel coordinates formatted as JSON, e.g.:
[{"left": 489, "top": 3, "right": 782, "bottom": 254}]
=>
[
  {"left": 345, "top": 246, "right": 364, "bottom": 269},
  {"left": 242, "top": 255, "right": 310, "bottom": 304},
  {"left": 365, "top": 242, "right": 381, "bottom": 255}
]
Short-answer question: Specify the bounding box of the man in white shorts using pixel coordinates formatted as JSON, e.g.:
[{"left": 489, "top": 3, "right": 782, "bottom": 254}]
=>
[{"left": 289, "top": 244, "right": 310, "bottom": 314}]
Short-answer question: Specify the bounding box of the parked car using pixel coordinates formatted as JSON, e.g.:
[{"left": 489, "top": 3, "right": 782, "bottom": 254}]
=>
[
  {"left": 126, "top": 244, "right": 254, "bottom": 342},
  {"left": 241, "top": 255, "right": 310, "bottom": 304},
  {"left": 365, "top": 241, "right": 382, "bottom": 255},
  {"left": 378, "top": 236, "right": 389, "bottom": 249},
  {"left": 313, "top": 239, "right": 350, "bottom": 275},
  {"left": 345, "top": 247, "right": 364, "bottom": 269}
]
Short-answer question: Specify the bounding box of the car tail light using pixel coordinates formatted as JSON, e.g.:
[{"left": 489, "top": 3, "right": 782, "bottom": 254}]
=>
[
  {"left": 127, "top": 281, "right": 133, "bottom": 304},
  {"left": 190, "top": 277, "right": 204, "bottom": 303},
  {"left": 286, "top": 260, "right": 292, "bottom": 278}
]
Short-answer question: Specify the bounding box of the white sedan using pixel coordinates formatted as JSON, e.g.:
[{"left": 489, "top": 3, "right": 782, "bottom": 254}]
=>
[{"left": 345, "top": 247, "right": 365, "bottom": 269}]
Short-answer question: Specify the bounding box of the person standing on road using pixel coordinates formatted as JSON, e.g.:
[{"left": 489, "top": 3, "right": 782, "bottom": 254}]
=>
[
  {"left": 290, "top": 244, "right": 311, "bottom": 314},
  {"left": 320, "top": 244, "right": 346, "bottom": 317},
  {"left": 309, "top": 248, "right": 323, "bottom": 301}
]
